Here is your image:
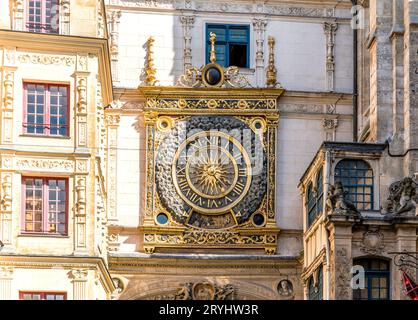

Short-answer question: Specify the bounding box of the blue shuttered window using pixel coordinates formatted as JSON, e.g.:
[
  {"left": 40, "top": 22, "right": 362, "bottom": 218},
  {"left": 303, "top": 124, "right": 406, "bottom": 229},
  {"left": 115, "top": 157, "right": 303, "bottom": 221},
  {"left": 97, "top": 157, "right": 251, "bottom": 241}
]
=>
[{"left": 206, "top": 24, "right": 250, "bottom": 68}]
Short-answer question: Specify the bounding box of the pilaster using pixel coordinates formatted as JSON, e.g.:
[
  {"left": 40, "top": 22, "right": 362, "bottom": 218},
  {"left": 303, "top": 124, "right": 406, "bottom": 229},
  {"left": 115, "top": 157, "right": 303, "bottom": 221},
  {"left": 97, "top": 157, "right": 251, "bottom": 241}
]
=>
[
  {"left": 0, "top": 267, "right": 13, "bottom": 300},
  {"left": 70, "top": 268, "right": 88, "bottom": 300},
  {"left": 180, "top": 15, "right": 195, "bottom": 72},
  {"left": 252, "top": 18, "right": 267, "bottom": 87},
  {"left": 323, "top": 22, "right": 338, "bottom": 92}
]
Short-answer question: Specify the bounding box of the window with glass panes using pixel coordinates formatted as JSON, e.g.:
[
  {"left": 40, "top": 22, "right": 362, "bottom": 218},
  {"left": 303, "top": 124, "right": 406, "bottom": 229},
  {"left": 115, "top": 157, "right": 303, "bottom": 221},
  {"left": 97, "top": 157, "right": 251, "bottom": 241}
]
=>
[
  {"left": 334, "top": 159, "right": 374, "bottom": 210},
  {"left": 306, "top": 183, "right": 317, "bottom": 227},
  {"left": 22, "top": 177, "right": 67, "bottom": 235},
  {"left": 20, "top": 292, "right": 66, "bottom": 300},
  {"left": 23, "top": 83, "right": 69, "bottom": 136},
  {"left": 308, "top": 266, "right": 323, "bottom": 300},
  {"left": 26, "top": 0, "right": 60, "bottom": 34},
  {"left": 206, "top": 24, "right": 250, "bottom": 68},
  {"left": 353, "top": 259, "right": 390, "bottom": 300}
]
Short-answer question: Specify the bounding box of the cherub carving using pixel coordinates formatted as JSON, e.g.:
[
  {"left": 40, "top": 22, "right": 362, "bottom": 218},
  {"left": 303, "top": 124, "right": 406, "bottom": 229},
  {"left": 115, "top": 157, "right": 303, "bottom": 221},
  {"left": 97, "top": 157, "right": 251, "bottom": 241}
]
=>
[
  {"left": 326, "top": 182, "right": 360, "bottom": 215},
  {"left": 384, "top": 177, "right": 418, "bottom": 215}
]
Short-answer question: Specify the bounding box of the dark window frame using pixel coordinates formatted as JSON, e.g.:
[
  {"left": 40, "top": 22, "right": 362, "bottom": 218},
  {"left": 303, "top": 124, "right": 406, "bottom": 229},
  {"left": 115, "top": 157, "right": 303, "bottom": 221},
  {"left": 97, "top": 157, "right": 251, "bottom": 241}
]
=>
[
  {"left": 353, "top": 258, "right": 390, "bottom": 300},
  {"left": 205, "top": 24, "right": 250, "bottom": 68}
]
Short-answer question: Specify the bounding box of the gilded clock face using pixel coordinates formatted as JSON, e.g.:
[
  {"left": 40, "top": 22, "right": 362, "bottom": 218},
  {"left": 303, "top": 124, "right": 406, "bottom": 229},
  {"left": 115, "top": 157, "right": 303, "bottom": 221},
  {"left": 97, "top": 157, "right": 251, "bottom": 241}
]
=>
[
  {"left": 155, "top": 116, "right": 267, "bottom": 229},
  {"left": 172, "top": 131, "right": 252, "bottom": 214}
]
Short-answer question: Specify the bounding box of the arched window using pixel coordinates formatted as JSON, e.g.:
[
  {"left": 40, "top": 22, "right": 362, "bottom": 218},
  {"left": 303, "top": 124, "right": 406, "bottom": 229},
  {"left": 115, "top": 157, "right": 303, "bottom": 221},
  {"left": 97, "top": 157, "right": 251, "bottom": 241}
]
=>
[
  {"left": 334, "top": 159, "right": 374, "bottom": 210},
  {"left": 316, "top": 169, "right": 323, "bottom": 215},
  {"left": 306, "top": 183, "right": 316, "bottom": 227},
  {"left": 306, "top": 168, "right": 324, "bottom": 227},
  {"left": 353, "top": 258, "right": 390, "bottom": 300},
  {"left": 308, "top": 266, "right": 323, "bottom": 300}
]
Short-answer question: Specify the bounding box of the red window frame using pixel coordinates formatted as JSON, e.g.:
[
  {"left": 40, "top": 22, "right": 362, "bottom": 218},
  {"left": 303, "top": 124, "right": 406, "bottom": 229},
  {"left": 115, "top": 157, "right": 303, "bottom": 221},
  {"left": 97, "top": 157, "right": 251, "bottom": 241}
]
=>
[
  {"left": 21, "top": 177, "right": 68, "bottom": 236},
  {"left": 19, "top": 291, "right": 67, "bottom": 300},
  {"left": 23, "top": 83, "right": 70, "bottom": 137},
  {"left": 25, "top": 0, "right": 60, "bottom": 34}
]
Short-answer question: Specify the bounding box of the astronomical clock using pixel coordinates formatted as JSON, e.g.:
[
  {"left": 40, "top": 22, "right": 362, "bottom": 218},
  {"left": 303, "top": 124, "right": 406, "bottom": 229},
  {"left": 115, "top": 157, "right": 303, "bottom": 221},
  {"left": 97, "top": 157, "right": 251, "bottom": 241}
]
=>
[{"left": 139, "top": 33, "right": 283, "bottom": 254}]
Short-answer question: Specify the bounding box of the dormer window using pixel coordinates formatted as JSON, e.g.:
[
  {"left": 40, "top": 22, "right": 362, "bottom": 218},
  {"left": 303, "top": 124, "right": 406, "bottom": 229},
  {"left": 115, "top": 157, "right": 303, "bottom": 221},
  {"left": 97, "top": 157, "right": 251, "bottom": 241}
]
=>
[{"left": 26, "top": 0, "right": 60, "bottom": 34}]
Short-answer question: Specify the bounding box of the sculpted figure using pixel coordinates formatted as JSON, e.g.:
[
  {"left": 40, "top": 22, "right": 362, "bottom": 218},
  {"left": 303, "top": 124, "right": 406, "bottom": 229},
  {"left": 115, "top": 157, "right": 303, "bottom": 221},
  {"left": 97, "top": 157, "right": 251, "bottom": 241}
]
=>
[
  {"left": 327, "top": 182, "right": 359, "bottom": 215},
  {"left": 384, "top": 177, "right": 418, "bottom": 215}
]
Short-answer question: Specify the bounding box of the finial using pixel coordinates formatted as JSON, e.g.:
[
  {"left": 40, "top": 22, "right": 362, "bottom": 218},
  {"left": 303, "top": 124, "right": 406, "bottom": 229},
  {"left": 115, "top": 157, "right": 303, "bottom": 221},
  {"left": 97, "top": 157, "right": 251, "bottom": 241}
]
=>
[
  {"left": 145, "top": 36, "right": 158, "bottom": 86},
  {"left": 209, "top": 32, "right": 216, "bottom": 63},
  {"left": 266, "top": 36, "right": 277, "bottom": 88}
]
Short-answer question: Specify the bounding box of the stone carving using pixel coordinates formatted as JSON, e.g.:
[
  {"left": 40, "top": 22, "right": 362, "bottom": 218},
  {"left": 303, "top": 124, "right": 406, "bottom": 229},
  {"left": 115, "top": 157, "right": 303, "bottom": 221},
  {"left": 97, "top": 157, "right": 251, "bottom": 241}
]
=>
[
  {"left": 335, "top": 248, "right": 350, "bottom": 299},
  {"left": 12, "top": 0, "right": 24, "bottom": 31},
  {"left": 277, "top": 280, "right": 294, "bottom": 297},
  {"left": 149, "top": 282, "right": 235, "bottom": 300},
  {"left": 180, "top": 15, "right": 195, "bottom": 71},
  {"left": 97, "top": 0, "right": 105, "bottom": 38},
  {"left": 18, "top": 54, "right": 75, "bottom": 66},
  {"left": 15, "top": 159, "right": 74, "bottom": 172},
  {"left": 76, "top": 178, "right": 86, "bottom": 216},
  {"left": 326, "top": 182, "right": 360, "bottom": 215},
  {"left": 77, "top": 78, "right": 87, "bottom": 113},
  {"left": 1, "top": 175, "right": 12, "bottom": 211},
  {"left": 278, "top": 104, "right": 325, "bottom": 114},
  {"left": 107, "top": 234, "right": 120, "bottom": 251},
  {"left": 323, "top": 118, "right": 338, "bottom": 130},
  {"left": 3, "top": 72, "right": 14, "bottom": 110},
  {"left": 70, "top": 269, "right": 88, "bottom": 281},
  {"left": 107, "top": 10, "right": 122, "bottom": 81},
  {"left": 360, "top": 227, "right": 385, "bottom": 255},
  {"left": 60, "top": 0, "right": 71, "bottom": 35},
  {"left": 252, "top": 18, "right": 267, "bottom": 87},
  {"left": 383, "top": 177, "right": 418, "bottom": 216},
  {"left": 0, "top": 267, "right": 13, "bottom": 278},
  {"left": 323, "top": 22, "right": 338, "bottom": 91},
  {"left": 112, "top": 277, "right": 125, "bottom": 295}
]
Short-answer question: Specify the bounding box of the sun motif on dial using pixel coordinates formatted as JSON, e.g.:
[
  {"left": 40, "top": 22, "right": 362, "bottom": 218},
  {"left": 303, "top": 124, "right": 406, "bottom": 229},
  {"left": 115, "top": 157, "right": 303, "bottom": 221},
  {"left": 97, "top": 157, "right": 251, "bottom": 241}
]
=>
[{"left": 173, "top": 131, "right": 252, "bottom": 214}]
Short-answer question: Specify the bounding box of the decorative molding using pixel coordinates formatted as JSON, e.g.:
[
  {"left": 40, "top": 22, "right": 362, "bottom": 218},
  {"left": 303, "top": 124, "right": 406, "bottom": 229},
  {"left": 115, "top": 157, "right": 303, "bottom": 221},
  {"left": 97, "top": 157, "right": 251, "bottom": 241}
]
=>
[
  {"left": 106, "top": 115, "right": 119, "bottom": 222},
  {"left": 107, "top": 234, "right": 120, "bottom": 251},
  {"left": 60, "top": 0, "right": 71, "bottom": 35},
  {"left": 334, "top": 248, "right": 350, "bottom": 300},
  {"left": 1, "top": 175, "right": 12, "bottom": 212},
  {"left": 70, "top": 268, "right": 88, "bottom": 281},
  {"left": 180, "top": 15, "right": 195, "bottom": 72},
  {"left": 323, "top": 22, "right": 338, "bottom": 92},
  {"left": 18, "top": 53, "right": 75, "bottom": 66},
  {"left": 97, "top": 0, "right": 106, "bottom": 38},
  {"left": 144, "top": 37, "right": 158, "bottom": 86},
  {"left": 0, "top": 266, "right": 13, "bottom": 279},
  {"left": 252, "top": 19, "right": 267, "bottom": 87},
  {"left": 15, "top": 159, "right": 74, "bottom": 172},
  {"left": 323, "top": 117, "right": 339, "bottom": 141},
  {"left": 1, "top": 70, "right": 15, "bottom": 143},
  {"left": 112, "top": 1, "right": 341, "bottom": 19},
  {"left": 12, "top": 0, "right": 24, "bottom": 31},
  {"left": 278, "top": 104, "right": 326, "bottom": 114},
  {"left": 360, "top": 227, "right": 385, "bottom": 255}
]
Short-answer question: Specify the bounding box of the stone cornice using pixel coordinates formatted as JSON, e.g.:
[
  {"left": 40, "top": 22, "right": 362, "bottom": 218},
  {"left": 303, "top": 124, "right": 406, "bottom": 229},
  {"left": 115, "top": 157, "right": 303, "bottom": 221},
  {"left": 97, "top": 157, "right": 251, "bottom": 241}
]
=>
[
  {"left": 0, "top": 254, "right": 115, "bottom": 294},
  {"left": 0, "top": 30, "right": 113, "bottom": 105}
]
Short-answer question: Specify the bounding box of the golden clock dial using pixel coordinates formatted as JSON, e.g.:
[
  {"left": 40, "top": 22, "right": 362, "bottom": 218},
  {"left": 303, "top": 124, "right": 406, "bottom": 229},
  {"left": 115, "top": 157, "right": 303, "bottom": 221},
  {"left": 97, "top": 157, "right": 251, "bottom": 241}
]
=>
[{"left": 172, "top": 131, "right": 252, "bottom": 214}]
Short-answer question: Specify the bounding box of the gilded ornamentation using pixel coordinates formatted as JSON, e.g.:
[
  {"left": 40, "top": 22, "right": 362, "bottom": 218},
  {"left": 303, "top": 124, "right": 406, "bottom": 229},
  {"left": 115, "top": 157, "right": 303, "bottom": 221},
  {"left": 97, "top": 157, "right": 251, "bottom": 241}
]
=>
[
  {"left": 1, "top": 175, "right": 12, "bottom": 211},
  {"left": 383, "top": 177, "right": 418, "bottom": 216},
  {"left": 144, "top": 37, "right": 158, "bottom": 86},
  {"left": 146, "top": 98, "right": 276, "bottom": 110},
  {"left": 18, "top": 54, "right": 75, "bottom": 66},
  {"left": 266, "top": 36, "right": 278, "bottom": 88}
]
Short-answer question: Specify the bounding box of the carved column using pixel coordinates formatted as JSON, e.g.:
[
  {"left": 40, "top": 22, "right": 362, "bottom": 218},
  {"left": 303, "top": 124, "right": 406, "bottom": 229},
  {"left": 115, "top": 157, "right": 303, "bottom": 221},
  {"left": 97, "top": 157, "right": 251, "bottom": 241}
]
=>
[
  {"left": 70, "top": 269, "right": 88, "bottom": 300},
  {"left": 323, "top": 22, "right": 338, "bottom": 92},
  {"left": 12, "top": 0, "right": 24, "bottom": 31},
  {"left": 107, "top": 10, "right": 122, "bottom": 83},
  {"left": 323, "top": 118, "right": 339, "bottom": 141},
  {"left": 60, "top": 0, "right": 71, "bottom": 35},
  {"left": 326, "top": 217, "right": 354, "bottom": 300},
  {"left": 74, "top": 177, "right": 87, "bottom": 253},
  {"left": 266, "top": 113, "right": 279, "bottom": 231},
  {"left": 252, "top": 19, "right": 267, "bottom": 87},
  {"left": 0, "top": 174, "right": 12, "bottom": 246},
  {"left": 0, "top": 267, "right": 13, "bottom": 300},
  {"left": 180, "top": 15, "right": 195, "bottom": 72},
  {"left": 1, "top": 62, "right": 16, "bottom": 144},
  {"left": 105, "top": 113, "right": 120, "bottom": 223},
  {"left": 74, "top": 55, "right": 89, "bottom": 151}
]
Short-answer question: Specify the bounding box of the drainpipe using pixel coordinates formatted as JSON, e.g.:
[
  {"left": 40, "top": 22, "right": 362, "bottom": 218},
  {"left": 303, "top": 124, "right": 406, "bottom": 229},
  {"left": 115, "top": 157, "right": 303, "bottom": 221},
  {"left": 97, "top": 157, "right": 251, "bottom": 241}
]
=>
[
  {"left": 322, "top": 150, "right": 332, "bottom": 300},
  {"left": 352, "top": 0, "right": 359, "bottom": 142}
]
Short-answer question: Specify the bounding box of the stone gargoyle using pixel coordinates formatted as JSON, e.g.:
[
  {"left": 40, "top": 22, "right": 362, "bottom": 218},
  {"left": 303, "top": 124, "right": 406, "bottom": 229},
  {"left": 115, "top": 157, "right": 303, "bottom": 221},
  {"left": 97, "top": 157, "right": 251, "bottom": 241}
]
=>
[
  {"left": 383, "top": 177, "right": 418, "bottom": 216},
  {"left": 325, "top": 182, "right": 360, "bottom": 216}
]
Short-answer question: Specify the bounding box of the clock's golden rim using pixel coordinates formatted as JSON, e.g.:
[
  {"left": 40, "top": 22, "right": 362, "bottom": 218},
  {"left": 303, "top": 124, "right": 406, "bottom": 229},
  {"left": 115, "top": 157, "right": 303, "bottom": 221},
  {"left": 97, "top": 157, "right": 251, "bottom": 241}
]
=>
[{"left": 172, "top": 130, "right": 252, "bottom": 215}]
